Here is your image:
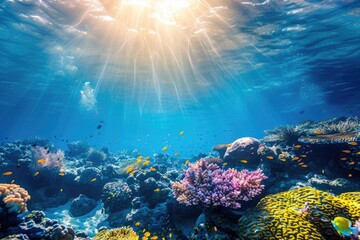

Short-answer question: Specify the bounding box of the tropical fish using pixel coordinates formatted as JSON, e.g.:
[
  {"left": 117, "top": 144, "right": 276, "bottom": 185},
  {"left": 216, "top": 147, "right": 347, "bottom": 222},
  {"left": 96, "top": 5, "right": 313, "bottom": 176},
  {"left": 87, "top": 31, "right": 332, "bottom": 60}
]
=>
[
  {"left": 322, "top": 169, "right": 325, "bottom": 174},
  {"left": 348, "top": 174, "right": 352, "bottom": 177},
  {"left": 292, "top": 157, "right": 300, "bottom": 161},
  {"left": 174, "top": 152, "right": 179, "bottom": 157},
  {"left": 294, "top": 145, "right": 301, "bottom": 148},
  {"left": 280, "top": 158, "right": 286, "bottom": 162},
  {"left": 90, "top": 178, "right": 97, "bottom": 182},
  {"left": 126, "top": 167, "right": 134, "bottom": 173},
  {"left": 332, "top": 217, "right": 358, "bottom": 238},
  {"left": 34, "top": 171, "right": 39, "bottom": 177},
  {"left": 162, "top": 146, "right": 168, "bottom": 151},
  {"left": 150, "top": 236, "right": 158, "bottom": 240},
  {"left": 214, "top": 226, "right": 218, "bottom": 232},
  {"left": 179, "top": 130, "right": 184, "bottom": 135},
  {"left": 357, "top": 152, "right": 360, "bottom": 155},
  {"left": 59, "top": 172, "right": 65, "bottom": 176},
  {"left": 222, "top": 162, "right": 228, "bottom": 166},
  {"left": 340, "top": 157, "right": 347, "bottom": 161},
  {"left": 3, "top": 172, "right": 12, "bottom": 176},
  {"left": 185, "top": 160, "right": 189, "bottom": 165},
  {"left": 226, "top": 144, "right": 232, "bottom": 148},
  {"left": 240, "top": 160, "right": 247, "bottom": 164},
  {"left": 60, "top": 188, "right": 63, "bottom": 192},
  {"left": 300, "top": 164, "right": 308, "bottom": 168},
  {"left": 342, "top": 150, "right": 351, "bottom": 153},
  {"left": 11, "top": 180, "right": 15, "bottom": 183},
  {"left": 266, "top": 156, "right": 274, "bottom": 160},
  {"left": 315, "top": 129, "right": 324, "bottom": 135},
  {"left": 169, "top": 233, "right": 172, "bottom": 238},
  {"left": 154, "top": 188, "right": 160, "bottom": 192},
  {"left": 135, "top": 222, "right": 141, "bottom": 226},
  {"left": 144, "top": 232, "right": 151, "bottom": 237},
  {"left": 348, "top": 141, "right": 358, "bottom": 146},
  {"left": 150, "top": 167, "right": 156, "bottom": 171},
  {"left": 143, "top": 160, "right": 150, "bottom": 166},
  {"left": 37, "top": 159, "right": 46, "bottom": 164},
  {"left": 300, "top": 155, "right": 307, "bottom": 158}
]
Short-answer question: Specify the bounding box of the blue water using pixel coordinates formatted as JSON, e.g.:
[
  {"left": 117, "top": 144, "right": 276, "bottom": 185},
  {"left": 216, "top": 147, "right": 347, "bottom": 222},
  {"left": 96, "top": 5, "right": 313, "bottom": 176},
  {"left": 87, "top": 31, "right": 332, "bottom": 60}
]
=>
[{"left": 0, "top": 0, "right": 359, "bottom": 156}]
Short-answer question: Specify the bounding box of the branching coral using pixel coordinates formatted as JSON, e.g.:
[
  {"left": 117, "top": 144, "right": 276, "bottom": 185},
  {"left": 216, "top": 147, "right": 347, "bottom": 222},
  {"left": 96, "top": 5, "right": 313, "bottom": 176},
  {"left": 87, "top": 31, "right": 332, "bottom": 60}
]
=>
[
  {"left": 93, "top": 227, "right": 139, "bottom": 240},
  {"left": 172, "top": 159, "right": 267, "bottom": 209},
  {"left": 0, "top": 184, "right": 31, "bottom": 214},
  {"left": 264, "top": 125, "right": 304, "bottom": 145}
]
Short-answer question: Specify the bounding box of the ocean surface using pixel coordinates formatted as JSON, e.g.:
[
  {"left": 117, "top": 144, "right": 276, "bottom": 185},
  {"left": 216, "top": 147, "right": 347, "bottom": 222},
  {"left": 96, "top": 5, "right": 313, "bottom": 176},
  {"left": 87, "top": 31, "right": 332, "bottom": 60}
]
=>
[{"left": 1, "top": 0, "right": 360, "bottom": 156}]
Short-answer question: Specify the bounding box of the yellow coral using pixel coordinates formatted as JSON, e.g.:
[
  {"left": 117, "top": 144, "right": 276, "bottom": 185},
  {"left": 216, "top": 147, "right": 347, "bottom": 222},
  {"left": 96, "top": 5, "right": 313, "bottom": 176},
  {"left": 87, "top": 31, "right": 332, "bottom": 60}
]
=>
[
  {"left": 0, "top": 184, "right": 31, "bottom": 214},
  {"left": 238, "top": 187, "right": 360, "bottom": 240},
  {"left": 93, "top": 227, "right": 139, "bottom": 240}
]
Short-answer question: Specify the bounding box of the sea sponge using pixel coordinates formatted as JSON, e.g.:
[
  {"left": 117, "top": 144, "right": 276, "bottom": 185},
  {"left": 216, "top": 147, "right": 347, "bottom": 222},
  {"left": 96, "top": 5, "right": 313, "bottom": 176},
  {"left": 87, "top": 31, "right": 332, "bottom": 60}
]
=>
[
  {"left": 238, "top": 187, "right": 360, "bottom": 240},
  {"left": 93, "top": 227, "right": 139, "bottom": 240},
  {"left": 0, "top": 183, "right": 31, "bottom": 214}
]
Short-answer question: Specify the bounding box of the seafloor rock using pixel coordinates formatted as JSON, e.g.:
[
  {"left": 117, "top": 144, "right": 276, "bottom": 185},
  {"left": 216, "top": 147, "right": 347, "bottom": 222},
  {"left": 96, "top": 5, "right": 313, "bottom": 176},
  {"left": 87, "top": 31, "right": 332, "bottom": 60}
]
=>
[
  {"left": 1, "top": 234, "right": 30, "bottom": 240},
  {"left": 211, "top": 144, "right": 229, "bottom": 159},
  {"left": 138, "top": 177, "right": 170, "bottom": 208},
  {"left": 70, "top": 194, "right": 97, "bottom": 217},
  {"left": 238, "top": 187, "right": 360, "bottom": 240},
  {"left": 102, "top": 181, "right": 132, "bottom": 214},
  {"left": 75, "top": 167, "right": 102, "bottom": 184},
  {"left": 223, "top": 137, "right": 261, "bottom": 163},
  {"left": 66, "top": 141, "right": 89, "bottom": 157}
]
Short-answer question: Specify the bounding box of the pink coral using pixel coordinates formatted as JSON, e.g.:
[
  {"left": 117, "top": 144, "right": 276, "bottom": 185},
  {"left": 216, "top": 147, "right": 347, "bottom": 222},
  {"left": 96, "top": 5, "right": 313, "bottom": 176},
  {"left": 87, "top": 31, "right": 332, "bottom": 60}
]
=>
[
  {"left": 33, "top": 146, "right": 64, "bottom": 168},
  {"left": 172, "top": 159, "right": 267, "bottom": 209}
]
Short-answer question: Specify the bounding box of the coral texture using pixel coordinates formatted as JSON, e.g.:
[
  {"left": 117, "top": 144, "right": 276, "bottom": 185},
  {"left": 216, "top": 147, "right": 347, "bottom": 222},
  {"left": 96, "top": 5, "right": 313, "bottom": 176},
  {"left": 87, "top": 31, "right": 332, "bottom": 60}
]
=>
[
  {"left": 172, "top": 159, "right": 267, "bottom": 209},
  {"left": 0, "top": 184, "right": 31, "bottom": 214},
  {"left": 93, "top": 227, "right": 138, "bottom": 240},
  {"left": 238, "top": 187, "right": 360, "bottom": 240}
]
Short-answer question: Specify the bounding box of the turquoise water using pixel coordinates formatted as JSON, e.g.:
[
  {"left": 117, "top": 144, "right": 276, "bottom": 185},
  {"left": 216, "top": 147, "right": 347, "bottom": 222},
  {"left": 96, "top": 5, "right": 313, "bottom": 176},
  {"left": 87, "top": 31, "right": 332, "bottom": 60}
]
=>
[{"left": 0, "top": 0, "right": 359, "bottom": 156}]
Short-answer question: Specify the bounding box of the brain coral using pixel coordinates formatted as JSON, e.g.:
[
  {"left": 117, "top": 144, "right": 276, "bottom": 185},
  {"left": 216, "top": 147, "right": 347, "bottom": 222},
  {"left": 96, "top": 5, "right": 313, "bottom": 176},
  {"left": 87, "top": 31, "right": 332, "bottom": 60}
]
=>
[
  {"left": 0, "top": 184, "right": 31, "bottom": 214},
  {"left": 93, "top": 227, "right": 138, "bottom": 240},
  {"left": 238, "top": 187, "right": 360, "bottom": 240}
]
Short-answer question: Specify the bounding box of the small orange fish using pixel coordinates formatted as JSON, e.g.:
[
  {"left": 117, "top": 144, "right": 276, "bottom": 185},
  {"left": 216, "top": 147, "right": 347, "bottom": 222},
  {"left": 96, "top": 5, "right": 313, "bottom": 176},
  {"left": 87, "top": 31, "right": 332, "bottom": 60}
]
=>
[
  {"left": 342, "top": 150, "right": 351, "bottom": 153},
  {"left": 300, "top": 155, "right": 307, "bottom": 158},
  {"left": 315, "top": 129, "right": 324, "bottom": 135},
  {"left": 3, "top": 171, "right": 12, "bottom": 176},
  {"left": 37, "top": 159, "right": 46, "bottom": 164},
  {"left": 298, "top": 162, "right": 305, "bottom": 165},
  {"left": 348, "top": 141, "right": 358, "bottom": 146},
  {"left": 348, "top": 161, "right": 356, "bottom": 165},
  {"left": 59, "top": 172, "right": 65, "bottom": 176},
  {"left": 214, "top": 226, "right": 218, "bottom": 232},
  {"left": 300, "top": 164, "right": 308, "bottom": 168},
  {"left": 162, "top": 146, "right": 168, "bottom": 151},
  {"left": 141, "top": 237, "right": 147, "bottom": 240},
  {"left": 179, "top": 130, "right": 184, "bottom": 136},
  {"left": 135, "top": 222, "right": 141, "bottom": 226},
  {"left": 34, "top": 171, "right": 39, "bottom": 177},
  {"left": 154, "top": 188, "right": 160, "bottom": 192},
  {"left": 144, "top": 232, "right": 151, "bottom": 237},
  {"left": 294, "top": 145, "right": 301, "bottom": 148},
  {"left": 150, "top": 167, "right": 156, "bottom": 171},
  {"left": 226, "top": 144, "right": 232, "bottom": 148},
  {"left": 357, "top": 152, "right": 360, "bottom": 155},
  {"left": 348, "top": 174, "right": 352, "bottom": 177},
  {"left": 266, "top": 156, "right": 274, "bottom": 160},
  {"left": 90, "top": 178, "right": 97, "bottom": 182},
  {"left": 169, "top": 233, "right": 172, "bottom": 238},
  {"left": 150, "top": 236, "right": 158, "bottom": 240},
  {"left": 340, "top": 157, "right": 347, "bottom": 161},
  {"left": 240, "top": 160, "right": 247, "bottom": 164},
  {"left": 292, "top": 157, "right": 299, "bottom": 161},
  {"left": 61, "top": 164, "right": 65, "bottom": 169},
  {"left": 280, "top": 158, "right": 287, "bottom": 162}
]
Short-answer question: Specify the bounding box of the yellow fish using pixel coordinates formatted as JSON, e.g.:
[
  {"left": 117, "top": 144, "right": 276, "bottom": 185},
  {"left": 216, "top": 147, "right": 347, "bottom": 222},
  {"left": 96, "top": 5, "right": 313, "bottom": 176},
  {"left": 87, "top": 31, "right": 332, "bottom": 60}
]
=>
[
  {"left": 298, "top": 162, "right": 305, "bottom": 165},
  {"left": 37, "top": 159, "right": 46, "bottom": 164},
  {"left": 150, "top": 167, "right": 156, "bottom": 171},
  {"left": 126, "top": 167, "right": 134, "bottom": 173},
  {"left": 294, "top": 145, "right": 301, "bottom": 148},
  {"left": 348, "top": 141, "right": 358, "bottom": 146},
  {"left": 144, "top": 232, "right": 151, "bottom": 237},
  {"left": 11, "top": 180, "right": 15, "bottom": 183},
  {"left": 162, "top": 146, "right": 168, "bottom": 151},
  {"left": 59, "top": 172, "right": 65, "bottom": 176},
  {"left": 143, "top": 160, "right": 150, "bottom": 166},
  {"left": 292, "top": 157, "right": 299, "bottom": 161},
  {"left": 300, "top": 155, "right": 307, "bottom": 158},
  {"left": 240, "top": 160, "right": 247, "bottom": 164},
  {"left": 185, "top": 160, "right": 189, "bottom": 165},
  {"left": 135, "top": 222, "right": 141, "bottom": 226},
  {"left": 90, "top": 178, "right": 97, "bottom": 182},
  {"left": 174, "top": 152, "right": 179, "bottom": 157},
  {"left": 34, "top": 171, "right": 39, "bottom": 177},
  {"left": 169, "top": 233, "right": 172, "bottom": 238},
  {"left": 315, "top": 129, "right": 324, "bottom": 135},
  {"left": 179, "top": 130, "right": 184, "bottom": 135},
  {"left": 348, "top": 174, "right": 352, "bottom": 177},
  {"left": 154, "top": 188, "right": 160, "bottom": 192},
  {"left": 222, "top": 162, "right": 228, "bottom": 166},
  {"left": 226, "top": 144, "right": 232, "bottom": 148},
  {"left": 266, "top": 156, "right": 274, "bottom": 160},
  {"left": 141, "top": 237, "right": 148, "bottom": 240},
  {"left": 150, "top": 236, "right": 158, "bottom": 240},
  {"left": 61, "top": 164, "right": 65, "bottom": 169},
  {"left": 214, "top": 226, "right": 218, "bottom": 232},
  {"left": 342, "top": 150, "right": 351, "bottom": 153},
  {"left": 3, "top": 171, "right": 12, "bottom": 176},
  {"left": 322, "top": 169, "right": 325, "bottom": 174}
]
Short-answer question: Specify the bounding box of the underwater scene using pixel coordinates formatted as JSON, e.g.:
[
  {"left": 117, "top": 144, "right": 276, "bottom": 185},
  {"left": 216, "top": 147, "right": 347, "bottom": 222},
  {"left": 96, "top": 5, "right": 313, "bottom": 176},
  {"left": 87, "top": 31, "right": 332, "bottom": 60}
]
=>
[{"left": 0, "top": 0, "right": 360, "bottom": 239}]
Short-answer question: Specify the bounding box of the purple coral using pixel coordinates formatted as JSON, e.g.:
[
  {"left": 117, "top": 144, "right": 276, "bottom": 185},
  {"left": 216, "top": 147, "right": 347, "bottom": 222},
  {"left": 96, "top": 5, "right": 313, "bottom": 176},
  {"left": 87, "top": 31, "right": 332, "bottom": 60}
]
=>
[
  {"left": 172, "top": 159, "right": 267, "bottom": 209},
  {"left": 33, "top": 147, "right": 64, "bottom": 168}
]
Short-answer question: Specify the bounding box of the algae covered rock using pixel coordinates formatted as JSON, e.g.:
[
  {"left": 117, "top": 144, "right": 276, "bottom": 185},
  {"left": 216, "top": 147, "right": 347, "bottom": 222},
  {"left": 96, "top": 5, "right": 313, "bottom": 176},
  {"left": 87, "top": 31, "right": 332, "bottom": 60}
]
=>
[{"left": 238, "top": 187, "right": 360, "bottom": 240}]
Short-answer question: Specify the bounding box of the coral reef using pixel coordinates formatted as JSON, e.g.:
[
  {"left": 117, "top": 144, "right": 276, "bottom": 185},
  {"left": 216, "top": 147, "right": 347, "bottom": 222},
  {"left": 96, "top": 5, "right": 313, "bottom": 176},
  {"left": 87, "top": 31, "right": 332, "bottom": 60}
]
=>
[
  {"left": 93, "top": 227, "right": 138, "bottom": 240},
  {"left": 0, "top": 184, "right": 31, "bottom": 214},
  {"left": 172, "top": 159, "right": 267, "bottom": 208},
  {"left": 264, "top": 125, "right": 304, "bottom": 145},
  {"left": 238, "top": 187, "right": 360, "bottom": 240}
]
